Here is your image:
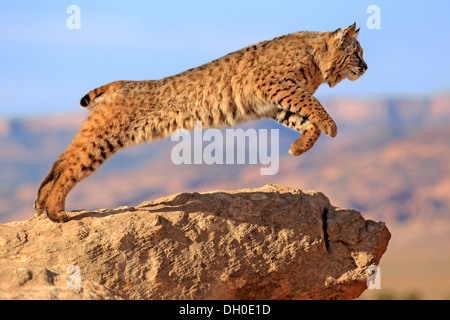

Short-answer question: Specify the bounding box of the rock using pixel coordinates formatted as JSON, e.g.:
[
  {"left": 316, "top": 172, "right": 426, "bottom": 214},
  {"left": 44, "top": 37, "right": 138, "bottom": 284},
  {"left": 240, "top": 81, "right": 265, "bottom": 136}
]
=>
[
  {"left": 0, "top": 262, "right": 121, "bottom": 300},
  {"left": 0, "top": 184, "right": 390, "bottom": 300}
]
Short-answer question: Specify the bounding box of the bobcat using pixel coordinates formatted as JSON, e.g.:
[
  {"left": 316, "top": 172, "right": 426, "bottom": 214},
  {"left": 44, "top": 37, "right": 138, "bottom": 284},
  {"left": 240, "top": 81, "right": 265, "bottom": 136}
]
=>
[{"left": 35, "top": 23, "right": 367, "bottom": 223}]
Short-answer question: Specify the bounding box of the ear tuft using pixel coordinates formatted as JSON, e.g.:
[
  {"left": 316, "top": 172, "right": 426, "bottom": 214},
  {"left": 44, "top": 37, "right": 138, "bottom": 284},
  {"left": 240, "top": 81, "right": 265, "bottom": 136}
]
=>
[{"left": 335, "top": 23, "right": 359, "bottom": 47}]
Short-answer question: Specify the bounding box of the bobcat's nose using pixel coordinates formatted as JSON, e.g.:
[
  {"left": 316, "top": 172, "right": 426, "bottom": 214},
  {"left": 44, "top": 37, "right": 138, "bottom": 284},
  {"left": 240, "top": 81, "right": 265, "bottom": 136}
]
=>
[{"left": 359, "top": 60, "right": 368, "bottom": 71}]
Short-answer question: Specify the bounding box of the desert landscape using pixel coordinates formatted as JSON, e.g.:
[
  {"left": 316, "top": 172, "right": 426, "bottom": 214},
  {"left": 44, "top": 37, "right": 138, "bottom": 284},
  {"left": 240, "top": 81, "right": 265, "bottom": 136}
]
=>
[{"left": 1, "top": 92, "right": 449, "bottom": 299}]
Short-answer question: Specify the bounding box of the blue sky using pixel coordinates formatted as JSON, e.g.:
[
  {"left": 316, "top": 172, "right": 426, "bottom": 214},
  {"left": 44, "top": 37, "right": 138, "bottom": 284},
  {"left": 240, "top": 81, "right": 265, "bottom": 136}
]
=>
[{"left": 1, "top": 0, "right": 449, "bottom": 117}]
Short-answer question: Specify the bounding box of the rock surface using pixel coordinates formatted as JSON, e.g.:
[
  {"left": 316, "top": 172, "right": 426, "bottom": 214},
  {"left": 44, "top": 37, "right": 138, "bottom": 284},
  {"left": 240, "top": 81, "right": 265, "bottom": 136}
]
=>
[
  {"left": 0, "top": 262, "right": 121, "bottom": 300},
  {"left": 0, "top": 184, "right": 390, "bottom": 300}
]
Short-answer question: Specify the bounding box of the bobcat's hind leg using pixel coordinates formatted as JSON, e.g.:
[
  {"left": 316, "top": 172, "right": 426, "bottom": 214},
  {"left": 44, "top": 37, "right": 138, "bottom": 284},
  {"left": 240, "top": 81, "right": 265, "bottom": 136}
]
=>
[
  {"left": 44, "top": 159, "right": 80, "bottom": 223},
  {"left": 35, "top": 107, "right": 128, "bottom": 223},
  {"left": 34, "top": 158, "right": 64, "bottom": 217},
  {"left": 42, "top": 139, "right": 123, "bottom": 222},
  {"left": 35, "top": 153, "right": 74, "bottom": 222}
]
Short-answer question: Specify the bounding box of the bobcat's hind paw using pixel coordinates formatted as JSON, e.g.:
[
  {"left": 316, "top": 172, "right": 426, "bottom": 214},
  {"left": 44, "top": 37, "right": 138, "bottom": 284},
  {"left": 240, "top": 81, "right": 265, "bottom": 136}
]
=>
[{"left": 47, "top": 211, "right": 69, "bottom": 223}]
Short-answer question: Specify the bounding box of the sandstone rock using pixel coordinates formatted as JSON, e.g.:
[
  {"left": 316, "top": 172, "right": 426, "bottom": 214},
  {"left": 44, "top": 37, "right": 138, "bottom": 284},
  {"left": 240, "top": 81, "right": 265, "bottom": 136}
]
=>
[
  {"left": 0, "top": 262, "right": 121, "bottom": 300},
  {"left": 0, "top": 184, "right": 390, "bottom": 300}
]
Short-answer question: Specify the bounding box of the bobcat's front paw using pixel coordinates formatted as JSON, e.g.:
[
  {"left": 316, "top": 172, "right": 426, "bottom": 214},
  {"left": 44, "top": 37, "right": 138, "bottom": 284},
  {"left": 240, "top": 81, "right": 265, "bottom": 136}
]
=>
[
  {"left": 289, "top": 145, "right": 308, "bottom": 156},
  {"left": 289, "top": 122, "right": 322, "bottom": 156},
  {"left": 321, "top": 119, "right": 338, "bottom": 138}
]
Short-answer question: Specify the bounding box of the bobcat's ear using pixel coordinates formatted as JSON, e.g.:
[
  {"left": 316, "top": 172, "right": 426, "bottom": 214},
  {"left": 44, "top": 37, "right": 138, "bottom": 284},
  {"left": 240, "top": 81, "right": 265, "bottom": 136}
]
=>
[{"left": 334, "top": 23, "right": 359, "bottom": 47}]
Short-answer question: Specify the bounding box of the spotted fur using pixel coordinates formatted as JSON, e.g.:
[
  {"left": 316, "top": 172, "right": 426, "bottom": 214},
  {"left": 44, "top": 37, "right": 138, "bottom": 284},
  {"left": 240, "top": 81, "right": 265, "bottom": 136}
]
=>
[{"left": 35, "top": 23, "right": 367, "bottom": 222}]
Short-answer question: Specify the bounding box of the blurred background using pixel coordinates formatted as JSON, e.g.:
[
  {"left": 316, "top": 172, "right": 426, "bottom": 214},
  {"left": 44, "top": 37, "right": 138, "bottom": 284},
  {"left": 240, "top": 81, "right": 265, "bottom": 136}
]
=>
[{"left": 1, "top": 0, "right": 449, "bottom": 299}]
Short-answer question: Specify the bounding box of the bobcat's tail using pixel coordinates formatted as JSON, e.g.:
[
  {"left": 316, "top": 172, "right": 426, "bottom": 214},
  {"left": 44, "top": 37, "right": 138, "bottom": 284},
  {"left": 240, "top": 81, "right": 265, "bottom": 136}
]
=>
[{"left": 79, "top": 81, "right": 125, "bottom": 109}]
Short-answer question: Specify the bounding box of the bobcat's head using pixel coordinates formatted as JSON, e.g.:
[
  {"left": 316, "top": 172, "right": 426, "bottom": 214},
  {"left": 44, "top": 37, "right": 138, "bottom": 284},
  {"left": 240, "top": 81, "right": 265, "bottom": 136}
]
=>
[{"left": 324, "top": 23, "right": 368, "bottom": 87}]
